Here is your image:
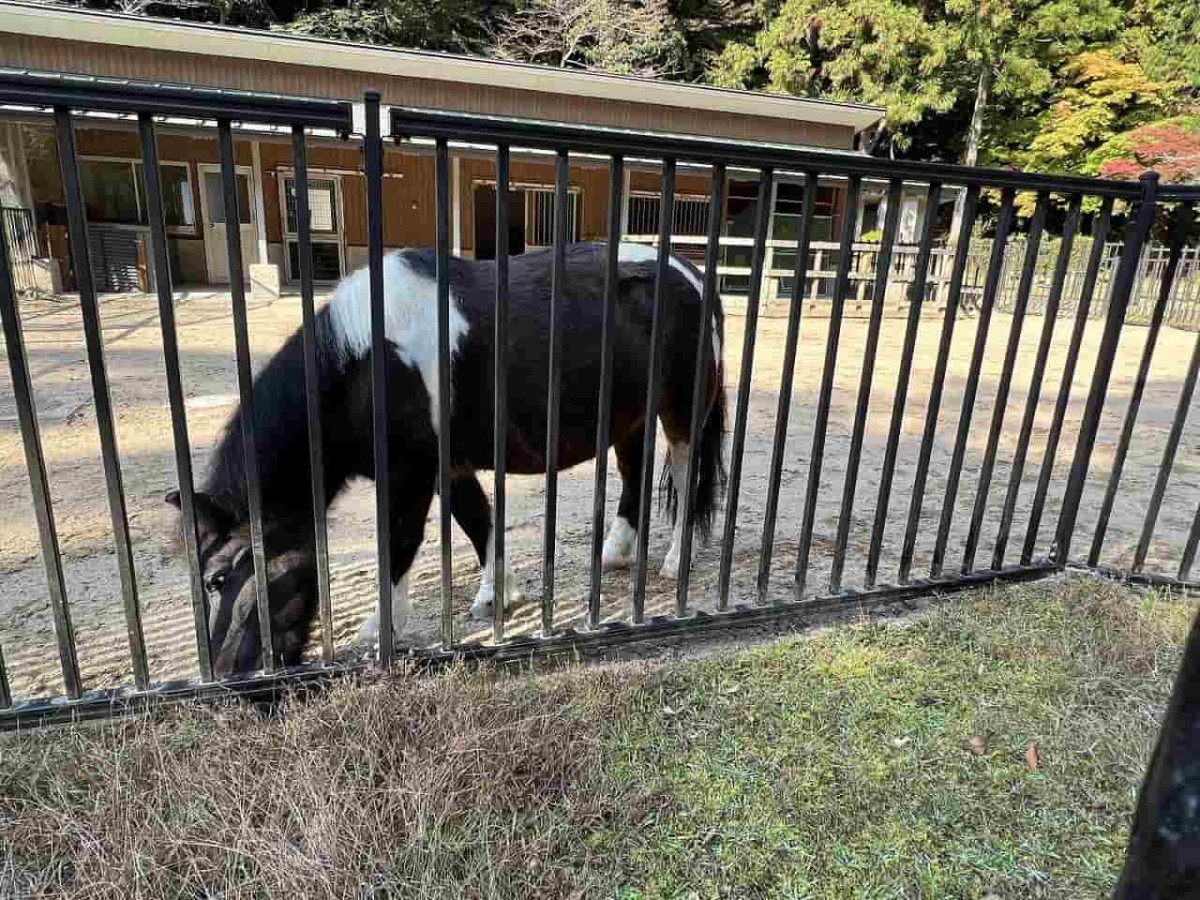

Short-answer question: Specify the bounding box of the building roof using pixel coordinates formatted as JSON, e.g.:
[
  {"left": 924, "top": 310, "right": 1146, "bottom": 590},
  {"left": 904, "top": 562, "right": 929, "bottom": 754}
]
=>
[{"left": 0, "top": 1, "right": 885, "bottom": 134}]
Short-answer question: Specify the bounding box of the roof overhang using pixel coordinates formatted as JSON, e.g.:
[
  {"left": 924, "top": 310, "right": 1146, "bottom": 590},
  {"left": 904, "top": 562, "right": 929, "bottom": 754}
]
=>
[{"left": 0, "top": 1, "right": 885, "bottom": 133}]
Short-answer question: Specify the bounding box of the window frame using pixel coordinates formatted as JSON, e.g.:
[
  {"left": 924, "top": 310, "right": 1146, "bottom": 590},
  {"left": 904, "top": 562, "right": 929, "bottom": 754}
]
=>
[
  {"left": 78, "top": 155, "right": 197, "bottom": 235},
  {"left": 276, "top": 169, "right": 346, "bottom": 284}
]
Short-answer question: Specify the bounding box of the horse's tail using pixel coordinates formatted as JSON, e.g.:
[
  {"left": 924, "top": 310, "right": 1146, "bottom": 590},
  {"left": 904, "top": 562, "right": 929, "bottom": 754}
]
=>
[
  {"left": 692, "top": 339, "right": 727, "bottom": 542},
  {"left": 660, "top": 290, "right": 727, "bottom": 543}
]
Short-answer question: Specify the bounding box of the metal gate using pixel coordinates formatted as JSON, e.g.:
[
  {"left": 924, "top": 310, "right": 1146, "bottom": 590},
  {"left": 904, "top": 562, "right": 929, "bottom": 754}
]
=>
[{"left": 1, "top": 70, "right": 1199, "bottom": 728}]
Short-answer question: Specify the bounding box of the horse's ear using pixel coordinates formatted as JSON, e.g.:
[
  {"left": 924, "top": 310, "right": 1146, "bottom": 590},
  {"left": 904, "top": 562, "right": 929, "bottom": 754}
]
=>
[{"left": 166, "top": 489, "right": 234, "bottom": 538}]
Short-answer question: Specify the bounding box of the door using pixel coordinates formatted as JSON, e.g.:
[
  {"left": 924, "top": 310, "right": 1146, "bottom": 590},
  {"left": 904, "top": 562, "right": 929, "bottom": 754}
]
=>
[
  {"left": 473, "top": 184, "right": 526, "bottom": 260},
  {"left": 198, "top": 164, "right": 258, "bottom": 284},
  {"left": 281, "top": 174, "right": 345, "bottom": 281}
]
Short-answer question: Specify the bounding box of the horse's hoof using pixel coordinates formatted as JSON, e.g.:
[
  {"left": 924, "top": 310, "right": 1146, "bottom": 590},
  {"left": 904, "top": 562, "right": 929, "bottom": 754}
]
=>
[
  {"left": 470, "top": 592, "right": 494, "bottom": 622},
  {"left": 660, "top": 555, "right": 680, "bottom": 579},
  {"left": 602, "top": 552, "right": 633, "bottom": 571},
  {"left": 356, "top": 612, "right": 406, "bottom": 648},
  {"left": 357, "top": 612, "right": 380, "bottom": 645},
  {"left": 471, "top": 577, "right": 526, "bottom": 620}
]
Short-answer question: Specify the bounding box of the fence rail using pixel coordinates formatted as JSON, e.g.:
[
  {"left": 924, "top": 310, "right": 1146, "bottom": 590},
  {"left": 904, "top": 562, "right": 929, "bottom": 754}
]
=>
[
  {"left": 1, "top": 69, "right": 1198, "bottom": 727},
  {"left": 623, "top": 234, "right": 1200, "bottom": 329}
]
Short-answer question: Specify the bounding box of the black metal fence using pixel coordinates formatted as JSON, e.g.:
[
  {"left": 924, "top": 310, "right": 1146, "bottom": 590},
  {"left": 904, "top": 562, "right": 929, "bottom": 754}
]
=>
[{"left": 1, "top": 70, "right": 1199, "bottom": 727}]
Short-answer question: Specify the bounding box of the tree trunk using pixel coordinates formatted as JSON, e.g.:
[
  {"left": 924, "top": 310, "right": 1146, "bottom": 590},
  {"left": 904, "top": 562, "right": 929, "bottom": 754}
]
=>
[{"left": 951, "top": 63, "right": 991, "bottom": 240}]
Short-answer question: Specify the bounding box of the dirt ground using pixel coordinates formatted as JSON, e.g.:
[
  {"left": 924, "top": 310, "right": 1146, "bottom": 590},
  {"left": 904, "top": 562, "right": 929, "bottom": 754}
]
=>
[{"left": 1, "top": 281, "right": 1198, "bottom": 701}]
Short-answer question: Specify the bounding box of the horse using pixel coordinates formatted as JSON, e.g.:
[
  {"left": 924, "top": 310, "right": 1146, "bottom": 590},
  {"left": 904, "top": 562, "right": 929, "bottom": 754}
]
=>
[{"left": 168, "top": 241, "right": 727, "bottom": 677}]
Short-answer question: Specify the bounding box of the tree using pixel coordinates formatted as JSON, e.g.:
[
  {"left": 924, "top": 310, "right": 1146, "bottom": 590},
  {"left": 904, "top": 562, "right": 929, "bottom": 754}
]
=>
[
  {"left": 1095, "top": 114, "right": 1200, "bottom": 184},
  {"left": 710, "top": 0, "right": 958, "bottom": 155},
  {"left": 1015, "top": 52, "right": 1176, "bottom": 177},
  {"left": 1119, "top": 0, "right": 1200, "bottom": 94},
  {"left": 487, "top": 0, "right": 689, "bottom": 77},
  {"left": 280, "top": 0, "right": 493, "bottom": 54}
]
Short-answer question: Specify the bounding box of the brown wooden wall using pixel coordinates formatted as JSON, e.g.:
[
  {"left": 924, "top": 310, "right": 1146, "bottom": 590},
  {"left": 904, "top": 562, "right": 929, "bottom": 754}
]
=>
[{"left": 3, "top": 34, "right": 858, "bottom": 150}]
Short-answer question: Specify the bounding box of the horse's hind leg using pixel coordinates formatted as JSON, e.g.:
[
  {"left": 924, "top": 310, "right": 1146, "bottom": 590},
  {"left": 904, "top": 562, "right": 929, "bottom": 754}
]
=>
[
  {"left": 602, "top": 425, "right": 643, "bottom": 570},
  {"left": 452, "top": 472, "right": 525, "bottom": 621},
  {"left": 659, "top": 439, "right": 690, "bottom": 578}
]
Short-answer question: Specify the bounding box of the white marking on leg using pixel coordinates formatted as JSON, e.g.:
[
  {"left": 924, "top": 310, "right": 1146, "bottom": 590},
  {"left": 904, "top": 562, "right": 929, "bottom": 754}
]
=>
[
  {"left": 391, "top": 575, "right": 410, "bottom": 640},
  {"left": 356, "top": 574, "right": 411, "bottom": 646},
  {"left": 471, "top": 519, "right": 525, "bottom": 621},
  {"left": 328, "top": 250, "right": 470, "bottom": 431},
  {"left": 661, "top": 442, "right": 690, "bottom": 578},
  {"left": 602, "top": 515, "right": 637, "bottom": 571}
]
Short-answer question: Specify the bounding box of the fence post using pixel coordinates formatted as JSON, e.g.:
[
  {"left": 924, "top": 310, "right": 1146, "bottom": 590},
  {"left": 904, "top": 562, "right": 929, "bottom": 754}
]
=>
[{"left": 1053, "top": 171, "right": 1159, "bottom": 564}]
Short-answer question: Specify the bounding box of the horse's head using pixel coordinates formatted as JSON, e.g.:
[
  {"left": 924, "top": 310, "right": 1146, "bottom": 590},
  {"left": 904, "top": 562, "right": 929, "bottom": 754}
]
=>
[{"left": 166, "top": 490, "right": 318, "bottom": 678}]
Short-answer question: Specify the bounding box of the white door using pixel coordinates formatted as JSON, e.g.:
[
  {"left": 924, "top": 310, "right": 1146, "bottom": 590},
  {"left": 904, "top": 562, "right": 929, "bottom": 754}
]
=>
[{"left": 198, "top": 164, "right": 258, "bottom": 284}]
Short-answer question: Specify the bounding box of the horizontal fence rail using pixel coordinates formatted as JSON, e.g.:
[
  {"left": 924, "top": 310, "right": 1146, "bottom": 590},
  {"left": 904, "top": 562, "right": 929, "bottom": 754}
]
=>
[{"left": 0, "top": 69, "right": 1197, "bottom": 727}]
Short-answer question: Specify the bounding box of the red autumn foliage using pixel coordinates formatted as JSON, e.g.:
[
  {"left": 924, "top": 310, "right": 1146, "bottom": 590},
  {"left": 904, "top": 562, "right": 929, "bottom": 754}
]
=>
[{"left": 1099, "top": 120, "right": 1200, "bottom": 183}]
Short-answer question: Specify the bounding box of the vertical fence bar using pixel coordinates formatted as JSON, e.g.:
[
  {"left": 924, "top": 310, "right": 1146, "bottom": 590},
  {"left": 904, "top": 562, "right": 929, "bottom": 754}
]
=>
[
  {"left": 829, "top": 178, "right": 903, "bottom": 593},
  {"left": 898, "top": 186, "right": 979, "bottom": 583},
  {"left": 216, "top": 118, "right": 274, "bottom": 672},
  {"left": 587, "top": 154, "right": 623, "bottom": 629},
  {"left": 795, "top": 175, "right": 862, "bottom": 599},
  {"left": 138, "top": 113, "right": 209, "bottom": 683},
  {"left": 1087, "top": 191, "right": 1178, "bottom": 567},
  {"left": 435, "top": 137, "right": 454, "bottom": 647},
  {"left": 865, "top": 181, "right": 940, "bottom": 588},
  {"left": 631, "top": 159, "right": 676, "bottom": 623},
  {"left": 717, "top": 167, "right": 773, "bottom": 607},
  {"left": 929, "top": 189, "right": 1016, "bottom": 577},
  {"left": 542, "top": 149, "right": 570, "bottom": 633},
  {"left": 992, "top": 195, "right": 1081, "bottom": 569},
  {"left": 0, "top": 645, "right": 9, "bottom": 708},
  {"left": 494, "top": 144, "right": 511, "bottom": 643},
  {"left": 291, "top": 125, "right": 334, "bottom": 662},
  {"left": 960, "top": 193, "right": 1049, "bottom": 573},
  {"left": 0, "top": 202, "right": 79, "bottom": 699},
  {"left": 1022, "top": 198, "right": 1114, "bottom": 565},
  {"left": 1134, "top": 327, "right": 1200, "bottom": 573},
  {"left": 678, "top": 164, "right": 726, "bottom": 613},
  {"left": 1180, "top": 501, "right": 1200, "bottom": 582},
  {"left": 57, "top": 106, "right": 146, "bottom": 687},
  {"left": 364, "top": 92, "right": 393, "bottom": 664},
  {"left": 1056, "top": 172, "right": 1159, "bottom": 564},
  {"left": 758, "top": 169, "right": 818, "bottom": 602}
]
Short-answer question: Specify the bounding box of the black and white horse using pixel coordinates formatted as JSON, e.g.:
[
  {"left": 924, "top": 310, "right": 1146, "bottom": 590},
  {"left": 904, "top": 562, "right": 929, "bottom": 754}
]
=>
[{"left": 169, "top": 242, "right": 726, "bottom": 676}]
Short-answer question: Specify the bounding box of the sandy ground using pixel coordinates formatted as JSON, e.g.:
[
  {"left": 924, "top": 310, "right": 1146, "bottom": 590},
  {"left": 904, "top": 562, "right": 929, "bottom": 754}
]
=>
[{"left": 1, "top": 280, "right": 1198, "bottom": 701}]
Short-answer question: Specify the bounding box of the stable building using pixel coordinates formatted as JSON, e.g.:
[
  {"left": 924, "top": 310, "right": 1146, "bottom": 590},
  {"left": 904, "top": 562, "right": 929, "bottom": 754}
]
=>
[{"left": 0, "top": 1, "right": 913, "bottom": 304}]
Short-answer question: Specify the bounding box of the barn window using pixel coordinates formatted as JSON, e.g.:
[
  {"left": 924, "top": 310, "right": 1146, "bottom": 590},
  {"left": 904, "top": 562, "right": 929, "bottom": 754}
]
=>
[
  {"left": 80, "top": 159, "right": 194, "bottom": 231},
  {"left": 626, "top": 192, "right": 710, "bottom": 237},
  {"left": 524, "top": 187, "right": 581, "bottom": 247}
]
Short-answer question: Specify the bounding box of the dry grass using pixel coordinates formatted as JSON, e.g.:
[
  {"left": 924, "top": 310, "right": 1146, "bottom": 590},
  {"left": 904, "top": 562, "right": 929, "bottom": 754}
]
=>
[
  {"left": 0, "top": 575, "right": 1195, "bottom": 898},
  {"left": 0, "top": 669, "right": 648, "bottom": 898}
]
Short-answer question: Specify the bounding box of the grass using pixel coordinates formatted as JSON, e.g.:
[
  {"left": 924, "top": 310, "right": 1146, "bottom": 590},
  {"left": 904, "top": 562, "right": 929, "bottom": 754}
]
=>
[{"left": 0, "top": 575, "right": 1194, "bottom": 898}]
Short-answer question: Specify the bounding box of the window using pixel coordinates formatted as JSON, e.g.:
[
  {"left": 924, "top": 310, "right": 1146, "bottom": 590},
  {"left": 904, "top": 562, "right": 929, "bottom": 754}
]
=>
[
  {"left": 155, "top": 165, "right": 195, "bottom": 230},
  {"left": 202, "top": 170, "right": 251, "bottom": 226},
  {"left": 284, "top": 177, "right": 339, "bottom": 235},
  {"left": 626, "top": 193, "right": 710, "bottom": 237},
  {"left": 82, "top": 161, "right": 140, "bottom": 225},
  {"left": 525, "top": 188, "right": 580, "bottom": 247},
  {"left": 80, "top": 159, "right": 194, "bottom": 230},
  {"left": 281, "top": 175, "right": 343, "bottom": 282}
]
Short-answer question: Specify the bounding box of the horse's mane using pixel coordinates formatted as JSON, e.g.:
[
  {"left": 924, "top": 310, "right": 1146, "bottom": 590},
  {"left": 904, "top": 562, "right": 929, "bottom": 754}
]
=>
[{"left": 204, "top": 308, "right": 343, "bottom": 529}]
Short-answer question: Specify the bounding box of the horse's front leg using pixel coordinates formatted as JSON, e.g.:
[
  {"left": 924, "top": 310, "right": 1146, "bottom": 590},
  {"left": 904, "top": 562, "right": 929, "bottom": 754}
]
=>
[
  {"left": 451, "top": 472, "right": 524, "bottom": 621},
  {"left": 356, "top": 455, "right": 436, "bottom": 647}
]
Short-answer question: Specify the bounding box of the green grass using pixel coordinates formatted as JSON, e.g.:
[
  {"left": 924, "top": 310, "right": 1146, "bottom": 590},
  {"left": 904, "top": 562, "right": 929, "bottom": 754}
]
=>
[{"left": 0, "top": 576, "right": 1193, "bottom": 898}]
